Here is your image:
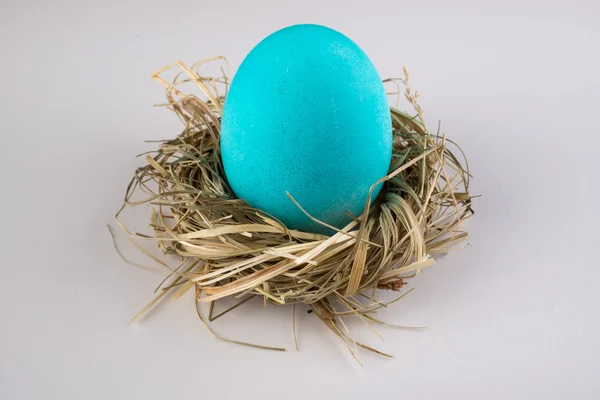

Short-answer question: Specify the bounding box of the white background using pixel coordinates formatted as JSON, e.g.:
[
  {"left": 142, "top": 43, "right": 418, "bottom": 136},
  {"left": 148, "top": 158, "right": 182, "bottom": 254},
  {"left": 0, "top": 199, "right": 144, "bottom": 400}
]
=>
[{"left": 1, "top": 0, "right": 599, "bottom": 398}]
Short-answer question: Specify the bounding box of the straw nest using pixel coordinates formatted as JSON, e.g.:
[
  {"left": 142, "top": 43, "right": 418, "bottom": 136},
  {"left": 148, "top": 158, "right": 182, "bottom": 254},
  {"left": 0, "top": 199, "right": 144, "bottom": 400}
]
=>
[{"left": 114, "top": 58, "right": 474, "bottom": 358}]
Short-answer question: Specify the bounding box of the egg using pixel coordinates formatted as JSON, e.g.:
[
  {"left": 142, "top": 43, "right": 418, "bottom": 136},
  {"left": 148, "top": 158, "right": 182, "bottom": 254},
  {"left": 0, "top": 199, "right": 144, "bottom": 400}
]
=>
[{"left": 220, "top": 24, "right": 392, "bottom": 234}]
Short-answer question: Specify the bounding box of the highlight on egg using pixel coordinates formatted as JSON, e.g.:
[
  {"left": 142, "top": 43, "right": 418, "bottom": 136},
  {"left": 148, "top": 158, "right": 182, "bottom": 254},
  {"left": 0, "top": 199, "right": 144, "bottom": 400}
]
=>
[{"left": 220, "top": 24, "right": 392, "bottom": 234}]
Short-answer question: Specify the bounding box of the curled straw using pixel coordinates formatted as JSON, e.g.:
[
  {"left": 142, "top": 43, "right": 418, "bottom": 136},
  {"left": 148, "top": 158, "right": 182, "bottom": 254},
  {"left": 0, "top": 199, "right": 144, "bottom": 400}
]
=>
[{"left": 113, "top": 58, "right": 474, "bottom": 358}]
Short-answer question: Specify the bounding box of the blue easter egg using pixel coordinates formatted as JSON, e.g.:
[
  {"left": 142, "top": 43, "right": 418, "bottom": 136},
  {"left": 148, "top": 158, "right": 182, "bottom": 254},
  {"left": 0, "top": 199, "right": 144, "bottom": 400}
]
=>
[{"left": 220, "top": 24, "right": 392, "bottom": 234}]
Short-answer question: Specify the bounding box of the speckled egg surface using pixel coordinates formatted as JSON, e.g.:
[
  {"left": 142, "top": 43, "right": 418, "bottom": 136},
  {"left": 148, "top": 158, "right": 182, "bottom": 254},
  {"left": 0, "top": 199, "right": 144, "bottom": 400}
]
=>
[{"left": 220, "top": 24, "right": 392, "bottom": 234}]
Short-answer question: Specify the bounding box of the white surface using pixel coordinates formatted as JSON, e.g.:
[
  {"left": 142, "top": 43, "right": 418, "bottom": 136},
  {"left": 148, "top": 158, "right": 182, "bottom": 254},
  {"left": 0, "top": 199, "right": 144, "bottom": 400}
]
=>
[{"left": 1, "top": 0, "right": 599, "bottom": 398}]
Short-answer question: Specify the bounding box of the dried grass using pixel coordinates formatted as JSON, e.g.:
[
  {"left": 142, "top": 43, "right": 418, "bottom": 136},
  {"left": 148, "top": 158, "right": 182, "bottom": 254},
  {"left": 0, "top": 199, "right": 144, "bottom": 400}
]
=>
[{"left": 113, "top": 58, "right": 474, "bottom": 359}]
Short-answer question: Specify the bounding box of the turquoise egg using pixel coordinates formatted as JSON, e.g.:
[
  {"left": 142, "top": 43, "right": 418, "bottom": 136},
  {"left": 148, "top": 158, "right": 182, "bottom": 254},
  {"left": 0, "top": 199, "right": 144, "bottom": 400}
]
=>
[{"left": 220, "top": 24, "right": 392, "bottom": 234}]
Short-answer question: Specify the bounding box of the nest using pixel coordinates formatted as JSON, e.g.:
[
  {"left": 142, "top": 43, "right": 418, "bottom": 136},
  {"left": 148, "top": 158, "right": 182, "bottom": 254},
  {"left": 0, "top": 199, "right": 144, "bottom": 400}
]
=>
[{"left": 114, "top": 58, "right": 474, "bottom": 359}]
